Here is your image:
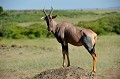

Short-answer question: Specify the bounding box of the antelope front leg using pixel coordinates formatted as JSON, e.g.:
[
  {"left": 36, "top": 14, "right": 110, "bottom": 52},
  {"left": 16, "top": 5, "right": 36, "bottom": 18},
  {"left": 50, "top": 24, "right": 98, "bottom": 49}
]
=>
[
  {"left": 61, "top": 43, "right": 70, "bottom": 67},
  {"left": 66, "top": 52, "right": 70, "bottom": 67},
  {"left": 62, "top": 52, "right": 66, "bottom": 67}
]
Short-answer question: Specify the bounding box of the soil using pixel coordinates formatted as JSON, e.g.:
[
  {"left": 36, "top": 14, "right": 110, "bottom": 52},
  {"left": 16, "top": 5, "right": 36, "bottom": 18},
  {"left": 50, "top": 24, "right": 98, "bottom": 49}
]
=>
[{"left": 34, "top": 66, "right": 120, "bottom": 79}]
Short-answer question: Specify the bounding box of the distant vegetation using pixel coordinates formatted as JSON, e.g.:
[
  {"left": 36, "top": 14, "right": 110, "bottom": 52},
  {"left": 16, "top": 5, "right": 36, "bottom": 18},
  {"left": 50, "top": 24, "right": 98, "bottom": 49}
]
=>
[
  {"left": 77, "top": 16, "right": 120, "bottom": 35},
  {"left": 0, "top": 23, "right": 54, "bottom": 39},
  {"left": 0, "top": 6, "right": 120, "bottom": 39}
]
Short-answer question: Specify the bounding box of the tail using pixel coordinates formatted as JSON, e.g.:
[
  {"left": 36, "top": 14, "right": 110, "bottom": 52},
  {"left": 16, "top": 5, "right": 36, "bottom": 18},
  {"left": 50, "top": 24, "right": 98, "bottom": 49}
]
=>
[
  {"left": 94, "top": 33, "right": 97, "bottom": 42},
  {"left": 93, "top": 43, "right": 96, "bottom": 50},
  {"left": 92, "top": 33, "right": 97, "bottom": 54}
]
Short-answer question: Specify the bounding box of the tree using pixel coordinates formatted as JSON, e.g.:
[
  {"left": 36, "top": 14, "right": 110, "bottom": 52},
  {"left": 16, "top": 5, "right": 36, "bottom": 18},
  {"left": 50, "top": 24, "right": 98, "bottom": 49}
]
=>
[
  {"left": 0, "top": 6, "right": 8, "bottom": 17},
  {"left": 0, "top": 6, "right": 5, "bottom": 26},
  {"left": 0, "top": 6, "right": 3, "bottom": 14},
  {"left": 0, "top": 6, "right": 8, "bottom": 36}
]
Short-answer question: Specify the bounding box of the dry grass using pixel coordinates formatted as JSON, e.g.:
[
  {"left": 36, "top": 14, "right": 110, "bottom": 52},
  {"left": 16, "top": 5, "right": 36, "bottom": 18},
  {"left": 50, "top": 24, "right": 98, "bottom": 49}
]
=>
[{"left": 0, "top": 35, "right": 120, "bottom": 79}]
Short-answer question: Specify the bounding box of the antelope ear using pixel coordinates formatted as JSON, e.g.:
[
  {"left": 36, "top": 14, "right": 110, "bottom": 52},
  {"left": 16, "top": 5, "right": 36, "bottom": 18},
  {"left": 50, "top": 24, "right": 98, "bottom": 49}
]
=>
[
  {"left": 41, "top": 16, "right": 45, "bottom": 20},
  {"left": 52, "top": 15, "right": 57, "bottom": 19}
]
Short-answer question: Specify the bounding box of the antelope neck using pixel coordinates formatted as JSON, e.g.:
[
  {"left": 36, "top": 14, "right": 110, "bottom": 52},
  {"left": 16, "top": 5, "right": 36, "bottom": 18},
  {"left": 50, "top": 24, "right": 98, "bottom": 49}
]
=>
[{"left": 51, "top": 20, "right": 58, "bottom": 34}]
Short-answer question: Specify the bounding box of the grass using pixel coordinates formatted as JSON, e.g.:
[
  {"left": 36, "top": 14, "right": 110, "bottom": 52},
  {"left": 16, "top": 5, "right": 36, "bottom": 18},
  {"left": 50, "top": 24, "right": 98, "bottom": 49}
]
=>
[
  {"left": 55, "top": 15, "right": 101, "bottom": 25},
  {"left": 0, "top": 35, "right": 120, "bottom": 79}
]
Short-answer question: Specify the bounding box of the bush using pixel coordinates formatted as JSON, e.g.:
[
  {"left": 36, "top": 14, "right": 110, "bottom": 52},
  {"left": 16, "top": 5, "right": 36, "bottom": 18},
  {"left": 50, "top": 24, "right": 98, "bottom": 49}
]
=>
[
  {"left": 12, "top": 34, "right": 23, "bottom": 39},
  {"left": 25, "top": 23, "right": 48, "bottom": 38},
  {"left": 77, "top": 16, "right": 120, "bottom": 35},
  {"left": 2, "top": 25, "right": 23, "bottom": 38},
  {"left": 0, "top": 23, "right": 55, "bottom": 39},
  {"left": 28, "top": 34, "right": 36, "bottom": 39},
  {"left": 46, "top": 32, "right": 54, "bottom": 38}
]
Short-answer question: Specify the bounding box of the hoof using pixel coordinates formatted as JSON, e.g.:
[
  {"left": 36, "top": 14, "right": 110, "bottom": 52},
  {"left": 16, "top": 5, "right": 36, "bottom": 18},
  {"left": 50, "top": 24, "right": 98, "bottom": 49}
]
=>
[
  {"left": 61, "top": 65, "right": 65, "bottom": 68},
  {"left": 88, "top": 71, "right": 96, "bottom": 76},
  {"left": 67, "top": 64, "right": 70, "bottom": 67},
  {"left": 61, "top": 65, "right": 70, "bottom": 69}
]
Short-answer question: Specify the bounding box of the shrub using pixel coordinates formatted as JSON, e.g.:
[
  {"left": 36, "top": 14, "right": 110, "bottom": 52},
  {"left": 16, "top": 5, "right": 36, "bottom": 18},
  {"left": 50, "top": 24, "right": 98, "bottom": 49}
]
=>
[
  {"left": 46, "top": 32, "right": 54, "bottom": 38},
  {"left": 12, "top": 33, "right": 22, "bottom": 39},
  {"left": 0, "top": 23, "right": 55, "bottom": 39},
  {"left": 25, "top": 23, "right": 48, "bottom": 38},
  {"left": 28, "top": 34, "right": 36, "bottom": 39},
  {"left": 77, "top": 16, "right": 120, "bottom": 35},
  {"left": 2, "top": 25, "right": 23, "bottom": 38}
]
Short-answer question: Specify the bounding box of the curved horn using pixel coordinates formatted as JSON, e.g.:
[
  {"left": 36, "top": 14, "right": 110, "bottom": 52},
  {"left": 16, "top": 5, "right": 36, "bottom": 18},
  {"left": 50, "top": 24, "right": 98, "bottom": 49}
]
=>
[
  {"left": 49, "top": 7, "right": 53, "bottom": 15},
  {"left": 43, "top": 9, "right": 47, "bottom": 16}
]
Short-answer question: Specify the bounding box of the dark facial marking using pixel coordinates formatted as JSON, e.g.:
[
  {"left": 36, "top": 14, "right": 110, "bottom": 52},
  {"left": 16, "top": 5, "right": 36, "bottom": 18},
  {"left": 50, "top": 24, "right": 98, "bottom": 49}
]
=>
[{"left": 44, "top": 15, "right": 52, "bottom": 31}]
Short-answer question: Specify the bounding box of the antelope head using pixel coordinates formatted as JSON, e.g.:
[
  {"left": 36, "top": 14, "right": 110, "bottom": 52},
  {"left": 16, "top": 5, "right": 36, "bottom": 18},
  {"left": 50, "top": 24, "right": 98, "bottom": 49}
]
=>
[{"left": 41, "top": 7, "right": 57, "bottom": 32}]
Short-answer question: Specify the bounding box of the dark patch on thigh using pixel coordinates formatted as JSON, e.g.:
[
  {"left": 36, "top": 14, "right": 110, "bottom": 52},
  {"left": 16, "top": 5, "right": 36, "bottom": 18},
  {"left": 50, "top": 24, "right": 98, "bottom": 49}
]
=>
[{"left": 81, "top": 34, "right": 93, "bottom": 53}]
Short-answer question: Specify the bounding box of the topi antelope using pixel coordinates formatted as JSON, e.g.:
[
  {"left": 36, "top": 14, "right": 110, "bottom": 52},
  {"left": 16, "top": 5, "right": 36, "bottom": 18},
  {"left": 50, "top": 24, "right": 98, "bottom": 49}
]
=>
[{"left": 41, "top": 7, "right": 97, "bottom": 74}]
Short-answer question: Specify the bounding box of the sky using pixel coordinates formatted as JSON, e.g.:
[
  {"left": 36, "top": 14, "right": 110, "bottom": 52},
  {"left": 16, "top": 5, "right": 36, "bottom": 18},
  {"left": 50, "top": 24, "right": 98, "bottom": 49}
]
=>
[{"left": 0, "top": 0, "right": 120, "bottom": 10}]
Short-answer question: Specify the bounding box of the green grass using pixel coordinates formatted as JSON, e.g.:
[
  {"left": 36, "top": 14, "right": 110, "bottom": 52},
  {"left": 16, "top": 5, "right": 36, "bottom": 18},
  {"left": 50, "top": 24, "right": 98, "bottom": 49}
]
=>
[{"left": 0, "top": 35, "right": 120, "bottom": 79}]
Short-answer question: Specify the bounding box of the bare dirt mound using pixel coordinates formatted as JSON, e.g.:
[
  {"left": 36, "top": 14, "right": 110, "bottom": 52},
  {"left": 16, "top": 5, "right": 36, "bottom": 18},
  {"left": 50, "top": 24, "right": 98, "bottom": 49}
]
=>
[{"left": 35, "top": 67, "right": 96, "bottom": 79}]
